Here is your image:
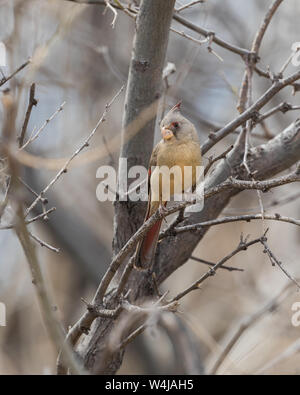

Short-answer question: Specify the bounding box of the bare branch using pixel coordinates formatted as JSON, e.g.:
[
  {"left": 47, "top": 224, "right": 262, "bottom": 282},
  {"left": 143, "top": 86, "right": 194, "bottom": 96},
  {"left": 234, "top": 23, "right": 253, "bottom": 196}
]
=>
[
  {"left": 93, "top": 165, "right": 300, "bottom": 306},
  {"left": 0, "top": 59, "right": 31, "bottom": 88},
  {"left": 190, "top": 256, "right": 244, "bottom": 272},
  {"left": 118, "top": 323, "right": 146, "bottom": 350},
  {"left": 173, "top": 14, "right": 252, "bottom": 57},
  {"left": 0, "top": 207, "right": 56, "bottom": 230},
  {"left": 28, "top": 231, "right": 60, "bottom": 253},
  {"left": 256, "top": 102, "right": 300, "bottom": 123},
  {"left": 171, "top": 234, "right": 264, "bottom": 302},
  {"left": 209, "top": 282, "right": 293, "bottom": 375},
  {"left": 255, "top": 338, "right": 300, "bottom": 374},
  {"left": 176, "top": 1, "right": 204, "bottom": 13},
  {"left": 202, "top": 70, "right": 300, "bottom": 154},
  {"left": 18, "top": 83, "right": 38, "bottom": 148},
  {"left": 170, "top": 27, "right": 209, "bottom": 46},
  {"left": 103, "top": 0, "right": 118, "bottom": 28},
  {"left": 252, "top": 0, "right": 284, "bottom": 54},
  {"left": 204, "top": 145, "right": 234, "bottom": 176},
  {"left": 172, "top": 213, "right": 300, "bottom": 235},
  {"left": 19, "top": 101, "right": 66, "bottom": 150},
  {"left": 237, "top": 0, "right": 284, "bottom": 113},
  {"left": 24, "top": 86, "right": 124, "bottom": 217},
  {"left": 260, "top": 237, "right": 300, "bottom": 289}
]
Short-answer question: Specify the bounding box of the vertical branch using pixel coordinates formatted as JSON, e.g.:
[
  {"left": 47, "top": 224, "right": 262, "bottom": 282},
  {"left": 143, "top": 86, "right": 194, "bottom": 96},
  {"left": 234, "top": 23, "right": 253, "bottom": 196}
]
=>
[
  {"left": 237, "top": 0, "right": 284, "bottom": 230},
  {"left": 237, "top": 0, "right": 284, "bottom": 113},
  {"left": 18, "top": 83, "right": 37, "bottom": 148}
]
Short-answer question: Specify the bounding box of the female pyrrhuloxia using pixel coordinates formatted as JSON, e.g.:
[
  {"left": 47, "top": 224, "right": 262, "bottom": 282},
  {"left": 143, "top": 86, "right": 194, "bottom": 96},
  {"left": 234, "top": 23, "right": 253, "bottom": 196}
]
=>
[{"left": 137, "top": 102, "right": 202, "bottom": 268}]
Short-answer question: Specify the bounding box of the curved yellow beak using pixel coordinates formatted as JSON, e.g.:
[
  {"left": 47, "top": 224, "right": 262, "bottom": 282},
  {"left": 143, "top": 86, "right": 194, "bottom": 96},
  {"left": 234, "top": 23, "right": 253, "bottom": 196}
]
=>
[{"left": 161, "top": 127, "right": 174, "bottom": 140}]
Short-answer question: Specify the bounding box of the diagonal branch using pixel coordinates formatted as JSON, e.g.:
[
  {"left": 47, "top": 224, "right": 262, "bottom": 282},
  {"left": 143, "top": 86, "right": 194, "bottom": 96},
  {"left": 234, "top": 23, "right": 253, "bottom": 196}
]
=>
[
  {"left": 171, "top": 234, "right": 264, "bottom": 302},
  {"left": 18, "top": 83, "right": 37, "bottom": 148},
  {"left": 170, "top": 213, "right": 300, "bottom": 236},
  {"left": 0, "top": 59, "right": 31, "bottom": 87},
  {"left": 202, "top": 70, "right": 300, "bottom": 154},
  {"left": 209, "top": 282, "right": 293, "bottom": 375}
]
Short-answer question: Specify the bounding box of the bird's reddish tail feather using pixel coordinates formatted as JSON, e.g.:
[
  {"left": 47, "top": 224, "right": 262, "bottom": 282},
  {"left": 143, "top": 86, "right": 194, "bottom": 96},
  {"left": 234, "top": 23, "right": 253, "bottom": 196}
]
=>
[{"left": 137, "top": 201, "right": 167, "bottom": 268}]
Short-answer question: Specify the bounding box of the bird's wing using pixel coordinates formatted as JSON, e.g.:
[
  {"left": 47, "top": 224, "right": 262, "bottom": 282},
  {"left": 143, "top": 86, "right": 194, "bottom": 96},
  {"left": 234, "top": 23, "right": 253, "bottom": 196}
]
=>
[
  {"left": 136, "top": 142, "right": 163, "bottom": 268},
  {"left": 145, "top": 141, "right": 160, "bottom": 218},
  {"left": 148, "top": 141, "right": 160, "bottom": 183}
]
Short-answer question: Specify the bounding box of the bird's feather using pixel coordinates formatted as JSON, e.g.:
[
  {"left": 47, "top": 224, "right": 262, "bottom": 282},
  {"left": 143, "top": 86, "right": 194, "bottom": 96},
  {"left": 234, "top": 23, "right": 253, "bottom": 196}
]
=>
[{"left": 135, "top": 105, "right": 201, "bottom": 269}]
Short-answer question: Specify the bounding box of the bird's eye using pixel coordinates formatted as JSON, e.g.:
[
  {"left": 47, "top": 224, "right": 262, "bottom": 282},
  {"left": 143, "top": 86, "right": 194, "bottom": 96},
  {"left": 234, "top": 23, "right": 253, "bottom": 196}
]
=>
[{"left": 172, "top": 122, "right": 179, "bottom": 128}]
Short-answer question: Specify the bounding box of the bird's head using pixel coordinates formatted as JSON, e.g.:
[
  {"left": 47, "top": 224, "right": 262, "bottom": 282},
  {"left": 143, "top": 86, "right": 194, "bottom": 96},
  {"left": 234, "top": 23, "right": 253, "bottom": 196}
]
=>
[{"left": 160, "top": 102, "right": 198, "bottom": 143}]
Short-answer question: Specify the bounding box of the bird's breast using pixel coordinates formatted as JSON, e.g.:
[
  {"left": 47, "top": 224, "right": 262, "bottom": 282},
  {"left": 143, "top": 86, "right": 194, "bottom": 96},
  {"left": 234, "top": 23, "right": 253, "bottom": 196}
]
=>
[
  {"left": 156, "top": 140, "right": 201, "bottom": 168},
  {"left": 151, "top": 140, "right": 202, "bottom": 200}
]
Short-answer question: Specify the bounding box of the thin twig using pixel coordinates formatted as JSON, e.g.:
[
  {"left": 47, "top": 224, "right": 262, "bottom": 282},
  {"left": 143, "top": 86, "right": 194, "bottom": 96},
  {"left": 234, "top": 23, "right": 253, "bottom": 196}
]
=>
[
  {"left": 171, "top": 234, "right": 264, "bottom": 302},
  {"left": 260, "top": 237, "right": 300, "bottom": 289},
  {"left": 25, "top": 85, "right": 124, "bottom": 217},
  {"left": 172, "top": 213, "right": 300, "bottom": 235},
  {"left": 256, "top": 102, "right": 300, "bottom": 123},
  {"left": 104, "top": 0, "right": 118, "bottom": 28},
  {"left": 95, "top": 166, "right": 300, "bottom": 304},
  {"left": 237, "top": 0, "right": 284, "bottom": 113},
  {"left": 113, "top": 0, "right": 136, "bottom": 18},
  {"left": 170, "top": 27, "right": 209, "bottom": 46},
  {"left": 0, "top": 59, "right": 31, "bottom": 87},
  {"left": 18, "top": 176, "right": 49, "bottom": 219},
  {"left": 19, "top": 101, "right": 66, "bottom": 150},
  {"left": 252, "top": 0, "right": 284, "bottom": 54},
  {"left": 204, "top": 145, "right": 233, "bottom": 176},
  {"left": 202, "top": 68, "right": 300, "bottom": 154},
  {"left": 190, "top": 256, "right": 244, "bottom": 272},
  {"left": 0, "top": 176, "right": 11, "bottom": 220},
  {"left": 116, "top": 253, "right": 137, "bottom": 298},
  {"left": 0, "top": 207, "right": 56, "bottom": 230},
  {"left": 159, "top": 208, "right": 185, "bottom": 240},
  {"left": 173, "top": 14, "right": 251, "bottom": 57},
  {"left": 18, "top": 83, "right": 37, "bottom": 148},
  {"left": 255, "top": 338, "right": 300, "bottom": 375},
  {"left": 117, "top": 294, "right": 177, "bottom": 350},
  {"left": 279, "top": 50, "right": 298, "bottom": 75},
  {"left": 81, "top": 298, "right": 121, "bottom": 319},
  {"left": 28, "top": 231, "right": 60, "bottom": 253},
  {"left": 209, "top": 282, "right": 293, "bottom": 375},
  {"left": 176, "top": 0, "right": 204, "bottom": 13}
]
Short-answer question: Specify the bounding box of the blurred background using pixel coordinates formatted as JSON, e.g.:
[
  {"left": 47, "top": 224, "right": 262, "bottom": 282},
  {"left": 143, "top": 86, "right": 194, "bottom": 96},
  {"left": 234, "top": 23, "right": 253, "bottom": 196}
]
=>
[{"left": 0, "top": 0, "right": 299, "bottom": 374}]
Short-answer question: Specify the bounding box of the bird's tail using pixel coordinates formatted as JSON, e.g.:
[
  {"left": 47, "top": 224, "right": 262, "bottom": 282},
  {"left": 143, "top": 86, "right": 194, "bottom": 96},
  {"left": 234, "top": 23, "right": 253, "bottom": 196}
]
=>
[{"left": 135, "top": 201, "right": 166, "bottom": 269}]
